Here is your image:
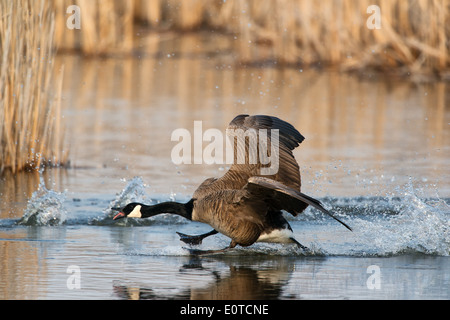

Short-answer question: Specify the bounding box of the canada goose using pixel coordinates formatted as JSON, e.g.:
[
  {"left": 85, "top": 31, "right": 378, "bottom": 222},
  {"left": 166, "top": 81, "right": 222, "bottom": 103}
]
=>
[{"left": 112, "top": 114, "right": 351, "bottom": 254}]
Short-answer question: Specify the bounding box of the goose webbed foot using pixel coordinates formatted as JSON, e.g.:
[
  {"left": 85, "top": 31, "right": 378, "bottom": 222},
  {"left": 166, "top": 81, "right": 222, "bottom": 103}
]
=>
[
  {"left": 177, "top": 232, "right": 202, "bottom": 245},
  {"left": 184, "top": 240, "right": 237, "bottom": 256},
  {"left": 184, "top": 247, "right": 230, "bottom": 255},
  {"left": 176, "top": 229, "right": 219, "bottom": 245}
]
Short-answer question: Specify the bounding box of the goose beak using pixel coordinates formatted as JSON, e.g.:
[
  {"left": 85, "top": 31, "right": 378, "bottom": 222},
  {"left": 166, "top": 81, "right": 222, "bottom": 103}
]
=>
[
  {"left": 113, "top": 212, "right": 125, "bottom": 220},
  {"left": 111, "top": 207, "right": 125, "bottom": 220}
]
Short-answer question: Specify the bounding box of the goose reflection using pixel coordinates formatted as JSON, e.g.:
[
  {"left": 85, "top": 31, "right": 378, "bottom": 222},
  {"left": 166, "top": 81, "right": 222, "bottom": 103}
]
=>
[{"left": 112, "top": 255, "right": 297, "bottom": 300}]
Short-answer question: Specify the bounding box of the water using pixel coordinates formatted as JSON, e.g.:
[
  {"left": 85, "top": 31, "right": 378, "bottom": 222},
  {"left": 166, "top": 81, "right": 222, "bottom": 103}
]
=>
[
  {"left": 1, "top": 34, "right": 449, "bottom": 300},
  {"left": 0, "top": 177, "right": 449, "bottom": 299}
]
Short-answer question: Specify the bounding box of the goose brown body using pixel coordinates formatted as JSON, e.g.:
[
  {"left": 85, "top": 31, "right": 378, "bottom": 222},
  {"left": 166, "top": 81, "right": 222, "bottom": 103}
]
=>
[{"left": 192, "top": 190, "right": 266, "bottom": 246}]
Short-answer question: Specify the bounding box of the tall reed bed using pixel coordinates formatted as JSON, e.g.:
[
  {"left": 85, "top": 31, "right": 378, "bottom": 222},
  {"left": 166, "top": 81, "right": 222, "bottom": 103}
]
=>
[
  {"left": 54, "top": 0, "right": 135, "bottom": 55},
  {"left": 53, "top": 0, "right": 449, "bottom": 78},
  {"left": 0, "top": 0, "right": 67, "bottom": 173},
  {"left": 220, "top": 0, "right": 449, "bottom": 77}
]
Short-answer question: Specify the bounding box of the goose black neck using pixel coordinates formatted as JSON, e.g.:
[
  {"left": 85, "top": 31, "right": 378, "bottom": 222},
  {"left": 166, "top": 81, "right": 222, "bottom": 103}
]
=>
[{"left": 141, "top": 199, "right": 193, "bottom": 220}]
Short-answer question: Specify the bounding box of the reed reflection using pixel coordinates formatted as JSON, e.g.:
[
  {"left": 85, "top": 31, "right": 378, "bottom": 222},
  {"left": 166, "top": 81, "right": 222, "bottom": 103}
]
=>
[{"left": 56, "top": 33, "right": 449, "bottom": 196}]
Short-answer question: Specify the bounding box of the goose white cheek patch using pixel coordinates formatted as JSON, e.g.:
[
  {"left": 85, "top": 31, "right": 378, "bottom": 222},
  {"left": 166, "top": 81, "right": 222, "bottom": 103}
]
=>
[{"left": 128, "top": 205, "right": 142, "bottom": 218}]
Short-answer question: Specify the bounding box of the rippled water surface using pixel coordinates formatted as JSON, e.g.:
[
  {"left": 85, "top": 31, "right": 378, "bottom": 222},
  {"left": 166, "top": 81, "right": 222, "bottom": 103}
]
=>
[{"left": 1, "top": 35, "right": 449, "bottom": 299}]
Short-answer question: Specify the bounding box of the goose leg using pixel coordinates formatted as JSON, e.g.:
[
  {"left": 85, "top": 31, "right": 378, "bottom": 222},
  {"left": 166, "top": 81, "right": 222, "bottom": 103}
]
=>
[
  {"left": 185, "top": 240, "right": 237, "bottom": 256},
  {"left": 290, "top": 237, "right": 310, "bottom": 252},
  {"left": 177, "top": 229, "right": 219, "bottom": 245}
]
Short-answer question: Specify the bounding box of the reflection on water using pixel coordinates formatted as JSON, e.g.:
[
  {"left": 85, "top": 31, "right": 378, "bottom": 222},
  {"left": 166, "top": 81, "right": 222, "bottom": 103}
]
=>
[
  {"left": 55, "top": 33, "right": 449, "bottom": 197},
  {"left": 0, "top": 33, "right": 449, "bottom": 300},
  {"left": 113, "top": 255, "right": 296, "bottom": 300},
  {"left": 2, "top": 222, "right": 449, "bottom": 300},
  {"left": 110, "top": 255, "right": 450, "bottom": 300}
]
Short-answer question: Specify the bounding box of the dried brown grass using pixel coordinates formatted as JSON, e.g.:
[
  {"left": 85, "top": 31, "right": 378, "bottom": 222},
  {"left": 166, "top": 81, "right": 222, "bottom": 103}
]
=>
[
  {"left": 53, "top": 0, "right": 449, "bottom": 78},
  {"left": 205, "top": 0, "right": 450, "bottom": 77},
  {"left": 0, "top": 0, "right": 67, "bottom": 173},
  {"left": 54, "top": 0, "right": 136, "bottom": 55}
]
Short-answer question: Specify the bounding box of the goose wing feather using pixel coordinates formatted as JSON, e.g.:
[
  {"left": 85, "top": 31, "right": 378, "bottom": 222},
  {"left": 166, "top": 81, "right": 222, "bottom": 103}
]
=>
[
  {"left": 244, "top": 176, "right": 352, "bottom": 231},
  {"left": 219, "top": 114, "right": 305, "bottom": 191}
]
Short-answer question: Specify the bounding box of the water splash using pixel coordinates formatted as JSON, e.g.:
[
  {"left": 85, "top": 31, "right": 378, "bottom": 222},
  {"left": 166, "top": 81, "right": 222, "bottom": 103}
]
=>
[
  {"left": 91, "top": 176, "right": 153, "bottom": 226},
  {"left": 18, "top": 177, "right": 67, "bottom": 226},
  {"left": 14, "top": 174, "right": 448, "bottom": 256},
  {"left": 108, "top": 176, "right": 152, "bottom": 210},
  {"left": 352, "top": 186, "right": 449, "bottom": 256},
  {"left": 312, "top": 182, "right": 450, "bottom": 257}
]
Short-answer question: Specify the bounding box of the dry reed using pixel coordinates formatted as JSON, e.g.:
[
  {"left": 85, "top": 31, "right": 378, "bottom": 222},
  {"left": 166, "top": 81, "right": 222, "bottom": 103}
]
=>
[
  {"left": 0, "top": 0, "right": 67, "bottom": 173},
  {"left": 54, "top": 0, "right": 136, "bottom": 55},
  {"left": 52, "top": 0, "right": 449, "bottom": 78}
]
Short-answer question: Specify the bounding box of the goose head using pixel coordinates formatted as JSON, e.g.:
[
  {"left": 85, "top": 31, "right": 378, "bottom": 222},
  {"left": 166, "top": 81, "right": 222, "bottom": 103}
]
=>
[{"left": 112, "top": 202, "right": 143, "bottom": 220}]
